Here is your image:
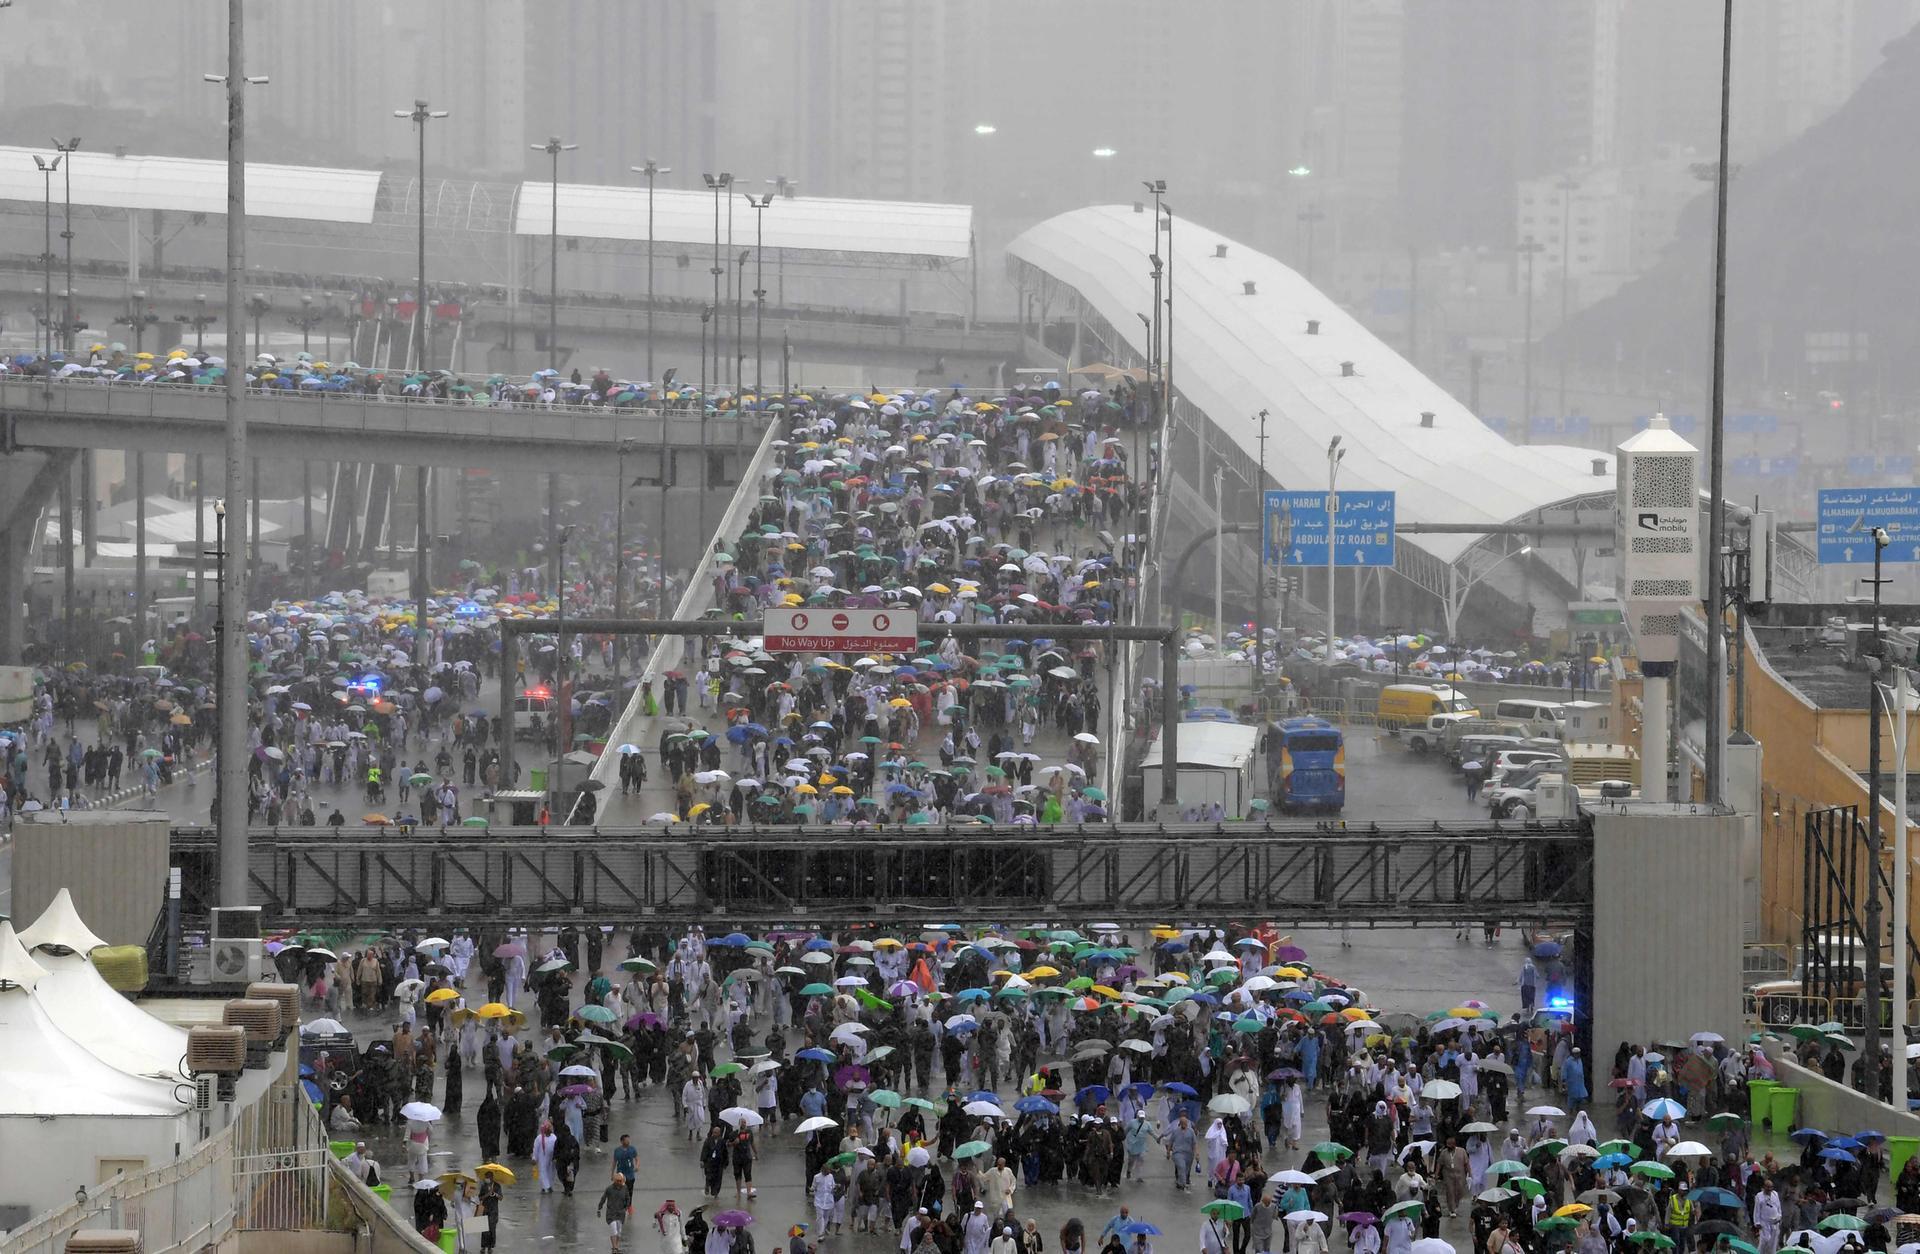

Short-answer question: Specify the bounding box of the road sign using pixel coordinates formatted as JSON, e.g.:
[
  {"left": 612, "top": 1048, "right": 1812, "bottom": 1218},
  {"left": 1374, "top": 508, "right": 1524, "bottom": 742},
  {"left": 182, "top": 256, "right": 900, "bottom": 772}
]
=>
[
  {"left": 763, "top": 607, "right": 920, "bottom": 653},
  {"left": 1263, "top": 490, "right": 1396, "bottom": 567},
  {"left": 1816, "top": 487, "right": 1920, "bottom": 564}
]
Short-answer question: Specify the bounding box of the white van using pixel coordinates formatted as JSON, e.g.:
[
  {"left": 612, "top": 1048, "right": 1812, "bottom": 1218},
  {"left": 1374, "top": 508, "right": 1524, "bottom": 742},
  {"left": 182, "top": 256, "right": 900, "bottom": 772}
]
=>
[{"left": 1492, "top": 698, "right": 1566, "bottom": 738}]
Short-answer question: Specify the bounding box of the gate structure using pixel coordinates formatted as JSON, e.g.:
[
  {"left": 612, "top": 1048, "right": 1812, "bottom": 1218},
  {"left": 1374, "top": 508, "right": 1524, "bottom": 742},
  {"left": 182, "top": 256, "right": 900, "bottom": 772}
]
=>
[{"left": 1802, "top": 804, "right": 1920, "bottom": 1027}]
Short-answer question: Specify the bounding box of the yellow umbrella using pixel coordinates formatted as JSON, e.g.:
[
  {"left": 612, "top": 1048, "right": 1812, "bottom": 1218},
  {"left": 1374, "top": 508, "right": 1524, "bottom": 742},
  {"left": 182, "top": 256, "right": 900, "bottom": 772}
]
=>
[
  {"left": 889, "top": 697, "right": 912, "bottom": 708},
  {"left": 794, "top": 783, "right": 818, "bottom": 795},
  {"left": 438, "top": 1171, "right": 478, "bottom": 1189},
  {"left": 928, "top": 583, "right": 951, "bottom": 595},
  {"left": 1339, "top": 1007, "right": 1371, "bottom": 1021},
  {"left": 831, "top": 785, "right": 854, "bottom": 796},
  {"left": 1274, "top": 966, "right": 1306, "bottom": 978},
  {"left": 475, "top": 1163, "right": 516, "bottom": 1186},
  {"left": 874, "top": 938, "right": 904, "bottom": 949},
  {"left": 425, "top": 988, "right": 460, "bottom": 1005},
  {"left": 1162, "top": 971, "right": 1190, "bottom": 984},
  {"left": 689, "top": 802, "right": 712, "bottom": 817},
  {"left": 475, "top": 1002, "right": 514, "bottom": 1020},
  {"left": 1150, "top": 927, "right": 1182, "bottom": 939},
  {"left": 1553, "top": 1204, "right": 1592, "bottom": 1218},
  {"left": 170, "top": 712, "right": 193, "bottom": 725},
  {"left": 1091, "top": 984, "right": 1122, "bottom": 999},
  {"left": 1027, "top": 965, "right": 1060, "bottom": 979}
]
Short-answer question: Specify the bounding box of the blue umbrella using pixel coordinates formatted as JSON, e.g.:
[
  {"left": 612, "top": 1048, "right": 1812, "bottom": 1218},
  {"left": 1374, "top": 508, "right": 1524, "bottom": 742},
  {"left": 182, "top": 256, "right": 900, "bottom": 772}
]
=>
[
  {"left": 1075, "top": 1084, "right": 1111, "bottom": 1106},
  {"left": 1162, "top": 1082, "right": 1199, "bottom": 1097},
  {"left": 1825, "top": 1136, "right": 1862, "bottom": 1150},
  {"left": 1818, "top": 1147, "right": 1858, "bottom": 1164},
  {"left": 1593, "top": 1153, "right": 1633, "bottom": 1170},
  {"left": 796, "top": 1048, "right": 835, "bottom": 1062},
  {"left": 1014, "top": 1096, "right": 1059, "bottom": 1115},
  {"left": 1688, "top": 1188, "right": 1744, "bottom": 1209},
  {"left": 1788, "top": 1128, "right": 1829, "bottom": 1144},
  {"left": 966, "top": 1091, "right": 999, "bottom": 1105},
  {"left": 1642, "top": 1098, "right": 1687, "bottom": 1121},
  {"left": 1282, "top": 988, "right": 1315, "bottom": 1002},
  {"left": 1532, "top": 941, "right": 1561, "bottom": 959},
  {"left": 1119, "top": 1224, "right": 1163, "bottom": 1237},
  {"left": 714, "top": 932, "right": 752, "bottom": 948},
  {"left": 954, "top": 988, "right": 991, "bottom": 1002},
  {"left": 803, "top": 938, "right": 835, "bottom": 950}
]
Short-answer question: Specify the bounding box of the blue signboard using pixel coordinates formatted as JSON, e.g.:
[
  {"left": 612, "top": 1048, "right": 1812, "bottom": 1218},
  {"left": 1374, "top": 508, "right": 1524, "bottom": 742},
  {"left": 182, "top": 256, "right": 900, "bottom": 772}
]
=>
[
  {"left": 1817, "top": 487, "right": 1920, "bottom": 564},
  {"left": 1263, "top": 490, "right": 1397, "bottom": 567}
]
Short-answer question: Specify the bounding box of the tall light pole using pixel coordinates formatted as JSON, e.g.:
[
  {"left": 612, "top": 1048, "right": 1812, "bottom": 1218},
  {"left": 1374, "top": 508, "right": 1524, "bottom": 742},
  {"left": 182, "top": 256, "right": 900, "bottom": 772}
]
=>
[
  {"left": 1324, "top": 437, "right": 1345, "bottom": 664},
  {"left": 395, "top": 101, "right": 447, "bottom": 372},
  {"left": 1143, "top": 179, "right": 1166, "bottom": 411},
  {"left": 1702, "top": 0, "right": 1736, "bottom": 809},
  {"left": 1253, "top": 408, "right": 1270, "bottom": 706},
  {"left": 32, "top": 153, "right": 59, "bottom": 358},
  {"left": 1517, "top": 236, "right": 1544, "bottom": 442},
  {"left": 630, "top": 160, "right": 671, "bottom": 381},
  {"left": 204, "top": 9, "right": 270, "bottom": 910},
  {"left": 745, "top": 191, "right": 774, "bottom": 395},
  {"left": 1881, "top": 664, "right": 1917, "bottom": 1111},
  {"left": 54, "top": 137, "right": 79, "bottom": 353},
  {"left": 703, "top": 173, "right": 732, "bottom": 392},
  {"left": 1866, "top": 527, "right": 1893, "bottom": 1098},
  {"left": 532, "top": 136, "right": 576, "bottom": 373},
  {"left": 1556, "top": 172, "right": 1580, "bottom": 419},
  {"left": 726, "top": 189, "right": 739, "bottom": 391},
  {"left": 553, "top": 524, "right": 575, "bottom": 818}
]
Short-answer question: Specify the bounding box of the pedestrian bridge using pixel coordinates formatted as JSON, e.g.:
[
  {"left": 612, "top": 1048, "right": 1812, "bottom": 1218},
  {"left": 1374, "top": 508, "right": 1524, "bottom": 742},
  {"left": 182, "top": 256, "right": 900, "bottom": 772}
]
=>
[
  {"left": 0, "top": 376, "right": 768, "bottom": 475},
  {"left": 167, "top": 818, "right": 1594, "bottom": 929}
]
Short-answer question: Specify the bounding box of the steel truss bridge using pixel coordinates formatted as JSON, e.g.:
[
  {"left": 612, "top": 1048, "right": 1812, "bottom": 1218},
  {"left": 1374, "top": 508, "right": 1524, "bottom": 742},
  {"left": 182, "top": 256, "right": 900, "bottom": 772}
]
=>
[{"left": 168, "top": 819, "right": 1594, "bottom": 929}]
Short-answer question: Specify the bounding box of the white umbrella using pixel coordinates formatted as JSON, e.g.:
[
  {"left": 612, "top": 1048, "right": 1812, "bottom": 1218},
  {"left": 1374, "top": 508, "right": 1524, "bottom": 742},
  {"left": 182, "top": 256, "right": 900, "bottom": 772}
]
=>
[
  {"left": 718, "top": 1107, "right": 764, "bottom": 1128},
  {"left": 1271, "top": 1169, "right": 1319, "bottom": 1185},
  {"left": 300, "top": 1018, "right": 348, "bottom": 1037},
  {"left": 794, "top": 1116, "right": 839, "bottom": 1135},
  {"left": 1422, "top": 1079, "right": 1463, "bottom": 1101},
  {"left": 1399, "top": 1140, "right": 1436, "bottom": 1162},
  {"left": 400, "top": 1101, "right": 442, "bottom": 1123},
  {"left": 559, "top": 1065, "right": 599, "bottom": 1078},
  {"left": 1663, "top": 1140, "right": 1712, "bottom": 1158},
  {"left": 1525, "top": 1105, "right": 1565, "bottom": 1118},
  {"left": 964, "top": 1101, "right": 1005, "bottom": 1118},
  {"left": 908, "top": 1146, "right": 930, "bottom": 1167},
  {"left": 1208, "top": 1094, "right": 1251, "bottom": 1116},
  {"left": 1287, "top": 1211, "right": 1328, "bottom": 1224},
  {"left": 750, "top": 1059, "right": 782, "bottom": 1075}
]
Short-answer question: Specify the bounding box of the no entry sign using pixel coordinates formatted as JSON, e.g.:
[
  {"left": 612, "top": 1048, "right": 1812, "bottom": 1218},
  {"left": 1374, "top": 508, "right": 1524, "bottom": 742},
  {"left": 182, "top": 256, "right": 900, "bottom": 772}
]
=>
[{"left": 763, "top": 607, "right": 919, "bottom": 654}]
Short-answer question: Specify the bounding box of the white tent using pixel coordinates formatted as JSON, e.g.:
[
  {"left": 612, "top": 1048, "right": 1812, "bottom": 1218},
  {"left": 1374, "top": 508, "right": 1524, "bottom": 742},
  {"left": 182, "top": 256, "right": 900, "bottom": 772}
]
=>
[
  {"left": 0, "top": 920, "right": 187, "bottom": 1219},
  {"left": 20, "top": 889, "right": 189, "bottom": 1081}
]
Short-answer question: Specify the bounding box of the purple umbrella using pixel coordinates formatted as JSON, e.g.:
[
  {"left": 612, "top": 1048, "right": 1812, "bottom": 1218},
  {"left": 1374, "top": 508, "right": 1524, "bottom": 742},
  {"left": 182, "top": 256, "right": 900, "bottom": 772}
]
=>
[
  {"left": 493, "top": 941, "right": 526, "bottom": 959},
  {"left": 1341, "top": 1214, "right": 1378, "bottom": 1227},
  {"left": 1275, "top": 945, "right": 1309, "bottom": 963},
  {"left": 834, "top": 1064, "right": 872, "bottom": 1090},
  {"left": 713, "top": 1212, "right": 755, "bottom": 1230},
  {"left": 626, "top": 1012, "right": 663, "bottom": 1029},
  {"left": 559, "top": 1084, "right": 595, "bottom": 1097},
  {"left": 1268, "top": 1068, "right": 1304, "bottom": 1081}
]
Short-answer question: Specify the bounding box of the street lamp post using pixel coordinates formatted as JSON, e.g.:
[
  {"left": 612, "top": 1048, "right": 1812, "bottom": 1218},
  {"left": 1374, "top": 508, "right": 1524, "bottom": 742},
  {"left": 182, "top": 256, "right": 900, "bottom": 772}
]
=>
[
  {"left": 397, "top": 101, "right": 449, "bottom": 371},
  {"left": 1881, "top": 663, "right": 1918, "bottom": 1111},
  {"left": 629, "top": 160, "right": 671, "bottom": 380},
  {"left": 532, "top": 136, "right": 576, "bottom": 373},
  {"left": 54, "top": 138, "right": 79, "bottom": 354},
  {"left": 726, "top": 190, "right": 739, "bottom": 391},
  {"left": 698, "top": 307, "right": 714, "bottom": 545},
  {"left": 33, "top": 153, "right": 60, "bottom": 358},
  {"left": 1253, "top": 408, "right": 1270, "bottom": 707},
  {"left": 613, "top": 440, "right": 632, "bottom": 692},
  {"left": 288, "top": 292, "right": 324, "bottom": 355},
  {"left": 1517, "top": 236, "right": 1543, "bottom": 441},
  {"left": 703, "top": 173, "right": 732, "bottom": 393},
  {"left": 1324, "top": 437, "right": 1346, "bottom": 664},
  {"left": 246, "top": 291, "right": 270, "bottom": 359},
  {"left": 1866, "top": 526, "right": 1893, "bottom": 1098},
  {"left": 553, "top": 524, "right": 575, "bottom": 818},
  {"left": 745, "top": 191, "right": 773, "bottom": 394},
  {"left": 1556, "top": 173, "right": 1579, "bottom": 419}
]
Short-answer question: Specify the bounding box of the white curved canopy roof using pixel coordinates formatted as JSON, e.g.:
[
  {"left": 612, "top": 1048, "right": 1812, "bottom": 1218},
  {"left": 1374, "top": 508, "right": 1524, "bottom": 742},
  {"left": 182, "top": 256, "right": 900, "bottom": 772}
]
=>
[
  {"left": 0, "top": 923, "right": 184, "bottom": 1117},
  {"left": 1007, "top": 205, "right": 1614, "bottom": 565}
]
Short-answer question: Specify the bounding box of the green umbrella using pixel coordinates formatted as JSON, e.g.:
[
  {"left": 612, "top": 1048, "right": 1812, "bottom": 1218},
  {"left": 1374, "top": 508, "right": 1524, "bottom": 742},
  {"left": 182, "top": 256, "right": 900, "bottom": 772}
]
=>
[
  {"left": 711, "top": 1062, "right": 745, "bottom": 1079},
  {"left": 1627, "top": 1161, "right": 1675, "bottom": 1180},
  {"left": 618, "top": 957, "right": 656, "bottom": 973},
  {"left": 1510, "top": 1177, "right": 1547, "bottom": 1199},
  {"left": 1595, "top": 1140, "right": 1637, "bottom": 1159},
  {"left": 1310, "top": 1143, "right": 1353, "bottom": 1161},
  {"left": 953, "top": 1140, "right": 992, "bottom": 1159},
  {"left": 868, "top": 1090, "right": 902, "bottom": 1109},
  {"left": 1720, "top": 1241, "right": 1761, "bottom": 1254},
  {"left": 854, "top": 988, "right": 893, "bottom": 1012},
  {"left": 1818, "top": 1217, "right": 1866, "bottom": 1233},
  {"left": 1535, "top": 1218, "right": 1578, "bottom": 1234},
  {"left": 1705, "top": 1112, "right": 1744, "bottom": 1130},
  {"left": 800, "top": 982, "right": 834, "bottom": 996},
  {"left": 826, "top": 1151, "right": 860, "bottom": 1169},
  {"left": 462, "top": 816, "right": 489, "bottom": 828},
  {"left": 410, "top": 772, "right": 434, "bottom": 786},
  {"left": 1201, "top": 1201, "right": 1249, "bottom": 1221},
  {"left": 1625, "top": 1235, "right": 1675, "bottom": 1250},
  {"left": 1486, "top": 1160, "right": 1529, "bottom": 1177},
  {"left": 1382, "top": 1201, "right": 1424, "bottom": 1221},
  {"left": 575, "top": 1005, "right": 616, "bottom": 1024},
  {"left": 903, "top": 1097, "right": 938, "bottom": 1112}
]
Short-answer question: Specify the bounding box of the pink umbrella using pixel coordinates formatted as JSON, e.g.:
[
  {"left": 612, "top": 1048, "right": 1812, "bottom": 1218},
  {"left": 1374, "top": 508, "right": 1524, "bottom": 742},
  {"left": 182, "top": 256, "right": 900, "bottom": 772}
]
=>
[{"left": 494, "top": 941, "right": 527, "bottom": 959}]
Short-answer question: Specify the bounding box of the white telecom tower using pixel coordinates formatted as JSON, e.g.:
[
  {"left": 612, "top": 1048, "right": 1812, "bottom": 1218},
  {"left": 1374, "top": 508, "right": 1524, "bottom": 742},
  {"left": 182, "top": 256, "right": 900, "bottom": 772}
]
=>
[{"left": 1615, "top": 414, "right": 1701, "bottom": 802}]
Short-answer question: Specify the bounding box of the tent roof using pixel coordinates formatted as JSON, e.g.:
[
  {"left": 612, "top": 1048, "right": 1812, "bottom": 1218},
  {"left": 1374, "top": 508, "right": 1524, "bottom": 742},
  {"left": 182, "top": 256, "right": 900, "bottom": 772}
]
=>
[
  {"left": 1006, "top": 205, "right": 1615, "bottom": 565},
  {"left": 30, "top": 949, "right": 190, "bottom": 1082},
  {"left": 514, "top": 183, "right": 972, "bottom": 261},
  {"left": 18, "top": 887, "right": 106, "bottom": 953},
  {"left": 0, "top": 924, "right": 184, "bottom": 1116},
  {"left": 0, "top": 147, "right": 382, "bottom": 224}
]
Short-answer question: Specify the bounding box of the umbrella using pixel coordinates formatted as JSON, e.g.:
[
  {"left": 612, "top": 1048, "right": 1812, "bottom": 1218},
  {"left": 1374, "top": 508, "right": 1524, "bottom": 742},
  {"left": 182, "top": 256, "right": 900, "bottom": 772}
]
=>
[
  {"left": 1208, "top": 1094, "right": 1251, "bottom": 1116},
  {"left": 718, "top": 1107, "right": 764, "bottom": 1128},
  {"left": 1642, "top": 1098, "right": 1687, "bottom": 1121},
  {"left": 1382, "top": 1201, "right": 1424, "bottom": 1221},
  {"left": 1423, "top": 1079, "right": 1462, "bottom": 1100},
  {"left": 1663, "top": 1141, "right": 1712, "bottom": 1158},
  {"left": 713, "top": 1212, "right": 755, "bottom": 1230},
  {"left": 794, "top": 1116, "right": 838, "bottom": 1135},
  {"left": 953, "top": 1140, "right": 993, "bottom": 1159},
  {"left": 475, "top": 1163, "right": 516, "bottom": 1185},
  {"left": 400, "top": 1101, "right": 442, "bottom": 1123},
  {"left": 1201, "top": 1201, "right": 1249, "bottom": 1221}
]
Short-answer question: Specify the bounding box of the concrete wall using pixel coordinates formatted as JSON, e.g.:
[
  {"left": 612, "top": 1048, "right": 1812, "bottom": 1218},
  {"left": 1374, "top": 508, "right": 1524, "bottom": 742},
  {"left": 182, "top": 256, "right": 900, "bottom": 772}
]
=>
[
  {"left": 11, "top": 811, "right": 170, "bottom": 946},
  {"left": 1760, "top": 1042, "right": 1920, "bottom": 1139},
  {"left": 1591, "top": 806, "right": 1746, "bottom": 1058},
  {"left": 324, "top": 1155, "right": 441, "bottom": 1254}
]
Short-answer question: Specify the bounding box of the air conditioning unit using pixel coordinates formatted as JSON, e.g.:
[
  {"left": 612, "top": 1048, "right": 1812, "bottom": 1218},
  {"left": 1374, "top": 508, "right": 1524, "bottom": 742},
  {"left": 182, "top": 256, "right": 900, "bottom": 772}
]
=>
[
  {"left": 245, "top": 982, "right": 300, "bottom": 1043},
  {"left": 186, "top": 1024, "right": 248, "bottom": 1076},
  {"left": 210, "top": 906, "right": 261, "bottom": 941},
  {"left": 209, "top": 938, "right": 264, "bottom": 985},
  {"left": 222, "top": 998, "right": 283, "bottom": 1069},
  {"left": 66, "top": 1232, "right": 141, "bottom": 1254}
]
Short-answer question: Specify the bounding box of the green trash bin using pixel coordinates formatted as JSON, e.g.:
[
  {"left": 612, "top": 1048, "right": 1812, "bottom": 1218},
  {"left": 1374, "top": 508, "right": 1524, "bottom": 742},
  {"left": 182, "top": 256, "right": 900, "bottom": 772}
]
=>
[
  {"left": 371, "top": 1183, "right": 392, "bottom": 1206},
  {"left": 437, "top": 1229, "right": 459, "bottom": 1254},
  {"left": 1768, "top": 1085, "right": 1800, "bottom": 1133},
  {"left": 1747, "top": 1079, "right": 1778, "bottom": 1126},
  {"left": 330, "top": 1140, "right": 356, "bottom": 1160},
  {"left": 1890, "top": 1135, "right": 1920, "bottom": 1182}
]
